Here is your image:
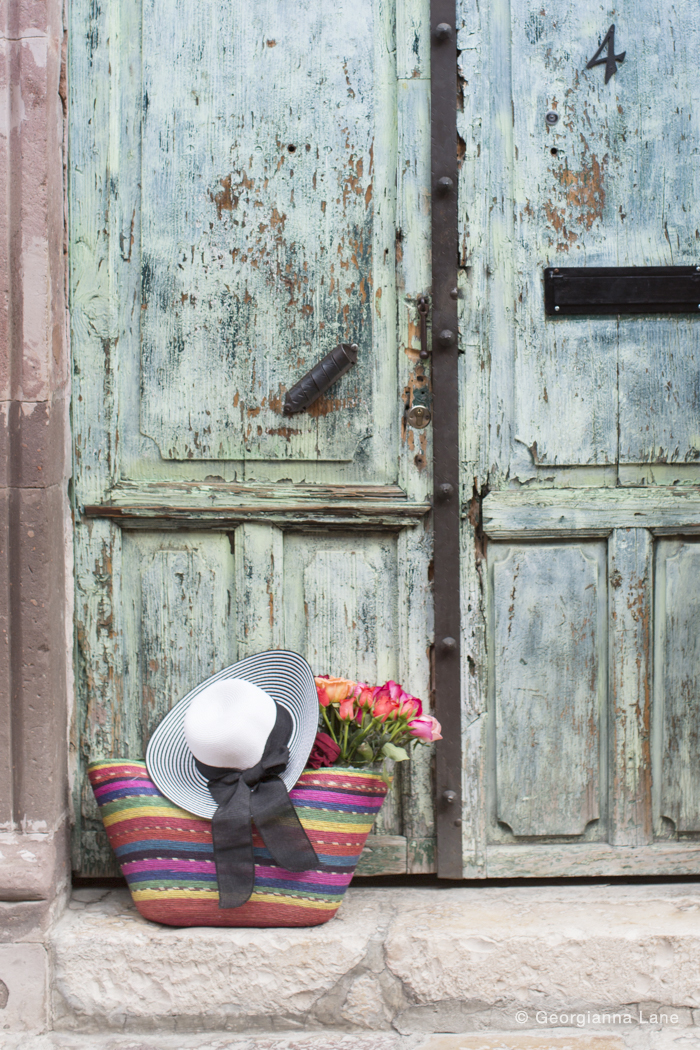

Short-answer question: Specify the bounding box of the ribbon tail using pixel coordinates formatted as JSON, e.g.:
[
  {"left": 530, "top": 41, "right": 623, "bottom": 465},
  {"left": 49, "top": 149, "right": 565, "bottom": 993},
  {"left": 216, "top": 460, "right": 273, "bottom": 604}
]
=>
[
  {"left": 252, "top": 778, "right": 319, "bottom": 873},
  {"left": 211, "top": 780, "right": 256, "bottom": 909}
]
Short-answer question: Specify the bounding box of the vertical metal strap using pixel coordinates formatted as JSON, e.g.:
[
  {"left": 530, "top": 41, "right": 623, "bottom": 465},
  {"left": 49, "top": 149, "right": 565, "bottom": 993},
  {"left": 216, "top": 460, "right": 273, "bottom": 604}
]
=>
[{"left": 430, "top": 0, "right": 462, "bottom": 877}]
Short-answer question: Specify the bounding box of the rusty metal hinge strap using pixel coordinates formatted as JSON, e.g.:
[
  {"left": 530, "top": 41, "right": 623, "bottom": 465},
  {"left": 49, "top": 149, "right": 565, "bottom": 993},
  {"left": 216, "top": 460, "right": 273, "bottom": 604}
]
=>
[{"left": 430, "top": 0, "right": 463, "bottom": 879}]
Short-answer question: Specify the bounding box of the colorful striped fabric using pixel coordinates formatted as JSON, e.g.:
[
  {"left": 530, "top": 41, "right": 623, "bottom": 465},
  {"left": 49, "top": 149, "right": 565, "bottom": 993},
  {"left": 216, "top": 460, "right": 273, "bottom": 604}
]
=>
[{"left": 87, "top": 760, "right": 388, "bottom": 927}]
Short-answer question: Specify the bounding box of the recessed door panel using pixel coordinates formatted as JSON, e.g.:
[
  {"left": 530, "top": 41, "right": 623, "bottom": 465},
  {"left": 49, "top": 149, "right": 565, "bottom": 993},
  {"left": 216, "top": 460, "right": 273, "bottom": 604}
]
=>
[
  {"left": 75, "top": 528, "right": 236, "bottom": 875},
  {"left": 140, "top": 0, "right": 393, "bottom": 462},
  {"left": 656, "top": 539, "right": 700, "bottom": 834},
  {"left": 483, "top": 0, "right": 700, "bottom": 473},
  {"left": 283, "top": 533, "right": 399, "bottom": 686},
  {"left": 490, "top": 543, "right": 606, "bottom": 839}
]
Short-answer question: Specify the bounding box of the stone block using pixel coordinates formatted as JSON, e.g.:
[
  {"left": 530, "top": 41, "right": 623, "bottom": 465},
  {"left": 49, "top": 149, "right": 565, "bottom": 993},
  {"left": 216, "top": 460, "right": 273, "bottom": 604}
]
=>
[
  {"left": 419, "top": 1039, "right": 627, "bottom": 1050},
  {"left": 47, "top": 882, "right": 700, "bottom": 1039},
  {"left": 0, "top": 900, "right": 55, "bottom": 943},
  {"left": 0, "top": 1031, "right": 408, "bottom": 1050},
  {"left": 0, "top": 833, "right": 68, "bottom": 902},
  {"left": 0, "top": 489, "right": 9, "bottom": 830},
  {"left": 50, "top": 889, "right": 391, "bottom": 1032},
  {"left": 0, "top": 943, "right": 47, "bottom": 1033},
  {"left": 384, "top": 884, "right": 700, "bottom": 1021},
  {"left": 8, "top": 483, "right": 69, "bottom": 831},
  {"left": 0, "top": 398, "right": 68, "bottom": 490}
]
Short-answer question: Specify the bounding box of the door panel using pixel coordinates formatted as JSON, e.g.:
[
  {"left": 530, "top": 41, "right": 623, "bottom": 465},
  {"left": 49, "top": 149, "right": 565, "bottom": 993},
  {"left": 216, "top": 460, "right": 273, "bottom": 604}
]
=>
[
  {"left": 126, "top": 536, "right": 237, "bottom": 743},
  {"left": 479, "top": 0, "right": 700, "bottom": 480},
  {"left": 284, "top": 534, "right": 399, "bottom": 686},
  {"left": 619, "top": 321, "right": 700, "bottom": 464},
  {"left": 513, "top": 321, "right": 619, "bottom": 469},
  {"left": 657, "top": 539, "right": 700, "bottom": 834},
  {"left": 75, "top": 528, "right": 237, "bottom": 875},
  {"left": 70, "top": 0, "right": 435, "bottom": 876},
  {"left": 491, "top": 543, "right": 606, "bottom": 839},
  {"left": 458, "top": 0, "right": 700, "bottom": 875},
  {"left": 140, "top": 0, "right": 389, "bottom": 463}
]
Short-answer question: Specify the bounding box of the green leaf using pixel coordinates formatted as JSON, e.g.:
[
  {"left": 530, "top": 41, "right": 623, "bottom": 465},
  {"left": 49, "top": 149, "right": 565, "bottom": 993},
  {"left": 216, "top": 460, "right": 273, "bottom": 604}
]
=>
[{"left": 382, "top": 742, "right": 409, "bottom": 762}]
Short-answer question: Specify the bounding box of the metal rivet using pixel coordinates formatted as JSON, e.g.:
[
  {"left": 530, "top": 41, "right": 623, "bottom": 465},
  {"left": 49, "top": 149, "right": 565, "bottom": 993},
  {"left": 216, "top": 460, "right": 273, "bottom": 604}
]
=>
[
  {"left": 450, "top": 287, "right": 459, "bottom": 300},
  {"left": 438, "top": 482, "right": 454, "bottom": 499},
  {"left": 441, "top": 636, "right": 457, "bottom": 652},
  {"left": 437, "top": 176, "right": 454, "bottom": 194},
  {"left": 454, "top": 819, "right": 462, "bottom": 827},
  {"left": 555, "top": 305, "right": 560, "bottom": 312},
  {"left": 350, "top": 343, "right": 359, "bottom": 351},
  {"left": 439, "top": 329, "right": 455, "bottom": 346},
  {"left": 435, "top": 22, "right": 452, "bottom": 41},
  {"left": 419, "top": 348, "right": 430, "bottom": 360},
  {"left": 545, "top": 110, "right": 559, "bottom": 125},
  {"left": 442, "top": 790, "right": 457, "bottom": 803}
]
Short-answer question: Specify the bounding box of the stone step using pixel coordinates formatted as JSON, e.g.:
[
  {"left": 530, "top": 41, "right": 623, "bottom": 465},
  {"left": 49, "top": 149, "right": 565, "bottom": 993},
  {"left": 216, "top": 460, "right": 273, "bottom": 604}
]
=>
[
  {"left": 38, "top": 882, "right": 700, "bottom": 1041},
  {"left": 3, "top": 1032, "right": 700, "bottom": 1050}
]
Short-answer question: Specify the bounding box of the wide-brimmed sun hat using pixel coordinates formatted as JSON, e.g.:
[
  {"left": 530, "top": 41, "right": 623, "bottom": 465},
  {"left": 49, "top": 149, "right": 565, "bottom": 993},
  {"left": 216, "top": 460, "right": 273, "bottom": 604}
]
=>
[
  {"left": 146, "top": 650, "right": 318, "bottom": 819},
  {"left": 145, "top": 650, "right": 320, "bottom": 909}
]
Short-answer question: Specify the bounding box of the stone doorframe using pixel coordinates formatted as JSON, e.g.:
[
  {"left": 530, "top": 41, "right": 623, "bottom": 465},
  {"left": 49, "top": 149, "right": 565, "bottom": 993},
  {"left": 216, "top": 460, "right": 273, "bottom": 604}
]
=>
[{"left": 0, "top": 0, "right": 71, "bottom": 947}]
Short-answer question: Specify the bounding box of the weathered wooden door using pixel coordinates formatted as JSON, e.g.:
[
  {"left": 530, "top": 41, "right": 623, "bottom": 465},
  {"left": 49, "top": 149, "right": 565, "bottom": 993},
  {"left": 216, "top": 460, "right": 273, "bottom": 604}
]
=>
[
  {"left": 72, "top": 0, "right": 700, "bottom": 882},
  {"left": 459, "top": 0, "right": 700, "bottom": 875},
  {"left": 69, "top": 0, "right": 436, "bottom": 874}
]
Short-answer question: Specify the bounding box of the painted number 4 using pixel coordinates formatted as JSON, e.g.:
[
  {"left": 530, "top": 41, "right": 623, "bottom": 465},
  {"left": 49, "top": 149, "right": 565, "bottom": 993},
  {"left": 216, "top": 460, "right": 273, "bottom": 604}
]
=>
[{"left": 586, "top": 23, "right": 626, "bottom": 83}]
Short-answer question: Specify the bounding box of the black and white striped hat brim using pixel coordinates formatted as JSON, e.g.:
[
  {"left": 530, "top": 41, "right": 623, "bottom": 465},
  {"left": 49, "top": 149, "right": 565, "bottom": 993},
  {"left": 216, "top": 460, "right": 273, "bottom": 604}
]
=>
[{"left": 146, "top": 650, "right": 318, "bottom": 819}]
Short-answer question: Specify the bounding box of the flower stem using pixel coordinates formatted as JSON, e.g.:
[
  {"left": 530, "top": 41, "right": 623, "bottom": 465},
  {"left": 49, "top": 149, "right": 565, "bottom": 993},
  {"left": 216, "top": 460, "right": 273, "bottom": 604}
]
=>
[
  {"left": 322, "top": 705, "right": 338, "bottom": 744},
  {"left": 345, "top": 712, "right": 374, "bottom": 762}
]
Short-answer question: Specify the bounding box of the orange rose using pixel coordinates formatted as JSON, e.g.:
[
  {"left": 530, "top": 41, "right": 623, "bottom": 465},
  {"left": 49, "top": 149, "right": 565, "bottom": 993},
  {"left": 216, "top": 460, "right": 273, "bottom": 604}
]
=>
[{"left": 314, "top": 675, "right": 359, "bottom": 706}]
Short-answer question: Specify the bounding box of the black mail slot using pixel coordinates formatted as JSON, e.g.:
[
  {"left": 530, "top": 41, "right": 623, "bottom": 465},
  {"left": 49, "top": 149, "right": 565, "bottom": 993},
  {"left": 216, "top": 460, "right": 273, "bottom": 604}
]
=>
[{"left": 544, "top": 266, "right": 700, "bottom": 316}]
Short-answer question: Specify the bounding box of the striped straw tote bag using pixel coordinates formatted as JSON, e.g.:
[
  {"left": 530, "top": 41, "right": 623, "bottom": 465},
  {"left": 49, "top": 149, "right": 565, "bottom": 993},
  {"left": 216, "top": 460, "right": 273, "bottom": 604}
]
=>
[{"left": 88, "top": 760, "right": 388, "bottom": 927}]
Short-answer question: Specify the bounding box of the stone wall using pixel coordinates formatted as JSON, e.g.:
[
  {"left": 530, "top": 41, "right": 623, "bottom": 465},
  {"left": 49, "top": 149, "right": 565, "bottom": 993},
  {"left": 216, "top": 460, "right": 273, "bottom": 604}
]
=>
[{"left": 0, "top": 0, "right": 71, "bottom": 956}]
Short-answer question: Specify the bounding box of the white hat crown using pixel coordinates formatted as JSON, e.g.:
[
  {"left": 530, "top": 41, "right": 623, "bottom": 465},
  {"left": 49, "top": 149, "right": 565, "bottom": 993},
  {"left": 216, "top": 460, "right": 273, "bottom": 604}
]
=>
[{"left": 183, "top": 678, "right": 277, "bottom": 770}]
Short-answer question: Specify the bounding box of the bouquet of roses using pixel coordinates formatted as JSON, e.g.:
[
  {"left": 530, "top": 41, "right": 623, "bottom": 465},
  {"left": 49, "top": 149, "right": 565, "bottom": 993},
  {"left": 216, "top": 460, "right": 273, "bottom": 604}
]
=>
[{"left": 308, "top": 675, "right": 442, "bottom": 770}]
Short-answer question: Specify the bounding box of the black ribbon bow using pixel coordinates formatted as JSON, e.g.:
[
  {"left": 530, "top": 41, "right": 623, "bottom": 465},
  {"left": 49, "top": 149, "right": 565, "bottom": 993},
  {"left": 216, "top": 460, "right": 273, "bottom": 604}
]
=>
[{"left": 195, "top": 704, "right": 318, "bottom": 908}]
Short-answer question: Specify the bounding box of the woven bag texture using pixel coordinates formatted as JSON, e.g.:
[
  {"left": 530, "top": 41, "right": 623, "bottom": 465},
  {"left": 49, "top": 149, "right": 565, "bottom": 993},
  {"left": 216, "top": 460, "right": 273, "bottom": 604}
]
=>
[{"left": 87, "top": 760, "right": 388, "bottom": 927}]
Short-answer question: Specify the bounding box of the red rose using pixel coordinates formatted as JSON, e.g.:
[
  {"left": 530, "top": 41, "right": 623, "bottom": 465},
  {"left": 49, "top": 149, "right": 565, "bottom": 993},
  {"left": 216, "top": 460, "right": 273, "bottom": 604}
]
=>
[{"left": 307, "top": 731, "right": 341, "bottom": 769}]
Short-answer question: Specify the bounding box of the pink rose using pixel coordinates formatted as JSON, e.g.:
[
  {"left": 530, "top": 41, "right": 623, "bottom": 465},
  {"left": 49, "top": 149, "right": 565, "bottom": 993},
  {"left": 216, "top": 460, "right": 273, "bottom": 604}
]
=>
[
  {"left": 372, "top": 681, "right": 423, "bottom": 721},
  {"left": 338, "top": 696, "right": 357, "bottom": 721},
  {"left": 354, "top": 684, "right": 375, "bottom": 723},
  {"left": 397, "top": 693, "right": 422, "bottom": 718},
  {"left": 372, "top": 683, "right": 401, "bottom": 720},
  {"left": 409, "top": 715, "right": 442, "bottom": 742},
  {"left": 356, "top": 683, "right": 374, "bottom": 708}
]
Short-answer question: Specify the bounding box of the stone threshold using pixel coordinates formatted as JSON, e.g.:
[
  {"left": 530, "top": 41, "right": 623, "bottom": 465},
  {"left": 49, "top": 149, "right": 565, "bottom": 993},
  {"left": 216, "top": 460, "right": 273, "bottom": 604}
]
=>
[
  {"left": 5, "top": 882, "right": 700, "bottom": 1041},
  {"left": 3, "top": 1031, "right": 700, "bottom": 1050}
]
